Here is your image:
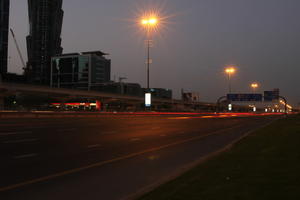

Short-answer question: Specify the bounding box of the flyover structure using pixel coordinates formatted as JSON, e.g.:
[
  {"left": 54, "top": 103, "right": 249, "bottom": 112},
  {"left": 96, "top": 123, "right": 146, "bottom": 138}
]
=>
[{"left": 0, "top": 82, "right": 216, "bottom": 111}]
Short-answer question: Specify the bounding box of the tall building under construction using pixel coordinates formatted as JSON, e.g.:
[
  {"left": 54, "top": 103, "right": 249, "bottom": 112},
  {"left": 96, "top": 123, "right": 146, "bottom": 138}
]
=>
[
  {"left": 26, "top": 0, "right": 64, "bottom": 84},
  {"left": 0, "top": 0, "right": 10, "bottom": 78}
]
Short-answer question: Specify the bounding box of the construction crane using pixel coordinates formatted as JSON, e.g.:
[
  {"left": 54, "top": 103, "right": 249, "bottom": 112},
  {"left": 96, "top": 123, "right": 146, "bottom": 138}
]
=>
[{"left": 10, "top": 28, "right": 26, "bottom": 70}]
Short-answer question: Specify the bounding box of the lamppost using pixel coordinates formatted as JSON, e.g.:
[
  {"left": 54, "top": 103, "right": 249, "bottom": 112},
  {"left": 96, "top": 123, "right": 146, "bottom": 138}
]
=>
[
  {"left": 250, "top": 82, "right": 259, "bottom": 93},
  {"left": 225, "top": 66, "right": 236, "bottom": 93},
  {"left": 140, "top": 16, "right": 158, "bottom": 90},
  {"left": 250, "top": 82, "right": 259, "bottom": 112}
]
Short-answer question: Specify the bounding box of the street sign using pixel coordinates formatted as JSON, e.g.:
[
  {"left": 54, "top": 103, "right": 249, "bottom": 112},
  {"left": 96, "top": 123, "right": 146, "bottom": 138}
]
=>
[
  {"left": 227, "top": 94, "right": 263, "bottom": 102},
  {"left": 264, "top": 91, "right": 279, "bottom": 101}
]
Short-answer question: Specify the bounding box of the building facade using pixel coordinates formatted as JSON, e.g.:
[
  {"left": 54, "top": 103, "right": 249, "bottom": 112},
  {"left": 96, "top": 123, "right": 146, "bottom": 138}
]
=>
[
  {"left": 26, "top": 0, "right": 64, "bottom": 84},
  {"left": 143, "top": 88, "right": 172, "bottom": 99},
  {"left": 51, "top": 51, "right": 111, "bottom": 90},
  {"left": 96, "top": 82, "right": 142, "bottom": 96},
  {"left": 151, "top": 88, "right": 172, "bottom": 99},
  {"left": 0, "top": 0, "right": 9, "bottom": 78}
]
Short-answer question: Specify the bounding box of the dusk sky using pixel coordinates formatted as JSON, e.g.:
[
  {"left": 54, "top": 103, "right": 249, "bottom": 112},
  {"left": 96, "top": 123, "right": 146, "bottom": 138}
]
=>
[{"left": 7, "top": 0, "right": 300, "bottom": 106}]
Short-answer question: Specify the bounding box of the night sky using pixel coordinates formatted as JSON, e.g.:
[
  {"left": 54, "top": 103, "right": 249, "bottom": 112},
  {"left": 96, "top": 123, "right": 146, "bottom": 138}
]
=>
[{"left": 7, "top": 0, "right": 300, "bottom": 106}]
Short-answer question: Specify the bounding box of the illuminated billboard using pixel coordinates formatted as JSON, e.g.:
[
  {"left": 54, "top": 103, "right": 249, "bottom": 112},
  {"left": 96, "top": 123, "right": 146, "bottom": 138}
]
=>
[{"left": 145, "top": 93, "right": 151, "bottom": 107}]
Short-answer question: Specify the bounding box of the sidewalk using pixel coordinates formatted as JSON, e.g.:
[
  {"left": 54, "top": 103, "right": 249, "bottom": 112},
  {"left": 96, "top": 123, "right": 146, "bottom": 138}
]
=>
[{"left": 139, "top": 115, "right": 300, "bottom": 200}]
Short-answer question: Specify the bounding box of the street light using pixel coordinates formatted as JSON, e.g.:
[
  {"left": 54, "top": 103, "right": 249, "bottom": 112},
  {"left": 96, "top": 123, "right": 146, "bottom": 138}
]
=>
[
  {"left": 141, "top": 18, "right": 158, "bottom": 26},
  {"left": 250, "top": 82, "right": 259, "bottom": 112},
  {"left": 250, "top": 82, "right": 259, "bottom": 93},
  {"left": 225, "top": 66, "right": 236, "bottom": 93},
  {"left": 140, "top": 16, "right": 158, "bottom": 90}
]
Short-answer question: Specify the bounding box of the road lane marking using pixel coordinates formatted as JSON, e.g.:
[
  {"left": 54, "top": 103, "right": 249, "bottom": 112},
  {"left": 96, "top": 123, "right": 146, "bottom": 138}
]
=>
[
  {"left": 3, "top": 138, "right": 39, "bottom": 144},
  {"left": 13, "top": 153, "right": 38, "bottom": 159},
  {"left": 130, "top": 138, "right": 141, "bottom": 142},
  {"left": 0, "top": 124, "right": 242, "bottom": 192},
  {"left": 87, "top": 144, "right": 101, "bottom": 149},
  {"left": 102, "top": 131, "right": 117, "bottom": 135},
  {"left": 0, "top": 131, "right": 33, "bottom": 136}
]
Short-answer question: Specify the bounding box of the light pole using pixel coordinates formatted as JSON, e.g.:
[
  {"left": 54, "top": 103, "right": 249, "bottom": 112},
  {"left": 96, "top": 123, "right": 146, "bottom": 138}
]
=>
[
  {"left": 250, "top": 82, "right": 259, "bottom": 112},
  {"left": 250, "top": 82, "right": 259, "bottom": 93},
  {"left": 141, "top": 17, "right": 158, "bottom": 90},
  {"left": 225, "top": 67, "right": 236, "bottom": 93}
]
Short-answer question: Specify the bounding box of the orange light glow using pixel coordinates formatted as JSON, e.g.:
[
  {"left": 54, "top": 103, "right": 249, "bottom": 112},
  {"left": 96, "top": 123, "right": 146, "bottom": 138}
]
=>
[
  {"left": 225, "top": 67, "right": 236, "bottom": 74},
  {"left": 149, "top": 18, "right": 157, "bottom": 24},
  {"left": 141, "top": 16, "right": 159, "bottom": 27},
  {"left": 251, "top": 83, "right": 259, "bottom": 89},
  {"left": 141, "top": 19, "right": 148, "bottom": 25},
  {"left": 129, "top": 1, "right": 177, "bottom": 44}
]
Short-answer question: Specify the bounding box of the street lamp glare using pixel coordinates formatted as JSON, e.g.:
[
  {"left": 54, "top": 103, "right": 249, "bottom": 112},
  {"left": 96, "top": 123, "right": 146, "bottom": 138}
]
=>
[
  {"left": 141, "top": 19, "right": 148, "bottom": 25},
  {"left": 224, "top": 66, "right": 236, "bottom": 93},
  {"left": 225, "top": 67, "right": 236, "bottom": 74},
  {"left": 141, "top": 17, "right": 158, "bottom": 26},
  {"left": 251, "top": 83, "right": 259, "bottom": 89},
  {"left": 149, "top": 18, "right": 157, "bottom": 25}
]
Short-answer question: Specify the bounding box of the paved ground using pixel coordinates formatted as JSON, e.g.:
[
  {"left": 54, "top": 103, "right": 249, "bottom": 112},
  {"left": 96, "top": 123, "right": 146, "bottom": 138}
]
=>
[{"left": 0, "top": 113, "right": 280, "bottom": 200}]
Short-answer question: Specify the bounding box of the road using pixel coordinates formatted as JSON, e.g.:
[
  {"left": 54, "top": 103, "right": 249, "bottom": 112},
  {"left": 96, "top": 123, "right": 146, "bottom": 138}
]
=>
[{"left": 0, "top": 113, "right": 280, "bottom": 200}]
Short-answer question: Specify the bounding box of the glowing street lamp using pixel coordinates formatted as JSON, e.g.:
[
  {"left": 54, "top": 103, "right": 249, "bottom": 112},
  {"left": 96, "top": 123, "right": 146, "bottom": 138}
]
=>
[
  {"left": 225, "top": 67, "right": 236, "bottom": 74},
  {"left": 141, "top": 18, "right": 158, "bottom": 26},
  {"left": 225, "top": 66, "right": 236, "bottom": 93},
  {"left": 250, "top": 82, "right": 259, "bottom": 93},
  {"left": 141, "top": 17, "right": 158, "bottom": 27},
  {"left": 250, "top": 82, "right": 259, "bottom": 112},
  {"left": 140, "top": 16, "right": 159, "bottom": 90}
]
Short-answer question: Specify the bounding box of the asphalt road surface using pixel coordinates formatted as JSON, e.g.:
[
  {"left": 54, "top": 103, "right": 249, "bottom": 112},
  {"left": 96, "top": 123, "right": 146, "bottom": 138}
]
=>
[{"left": 0, "top": 113, "right": 280, "bottom": 200}]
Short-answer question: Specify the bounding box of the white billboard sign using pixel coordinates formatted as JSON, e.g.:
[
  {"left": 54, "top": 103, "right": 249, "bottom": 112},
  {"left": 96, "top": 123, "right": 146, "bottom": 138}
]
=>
[{"left": 145, "top": 93, "right": 151, "bottom": 107}]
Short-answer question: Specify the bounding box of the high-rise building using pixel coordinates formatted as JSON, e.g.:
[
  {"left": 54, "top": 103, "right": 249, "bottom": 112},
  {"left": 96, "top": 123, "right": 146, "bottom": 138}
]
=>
[
  {"left": 0, "top": 0, "right": 10, "bottom": 78},
  {"left": 26, "top": 0, "right": 64, "bottom": 84}
]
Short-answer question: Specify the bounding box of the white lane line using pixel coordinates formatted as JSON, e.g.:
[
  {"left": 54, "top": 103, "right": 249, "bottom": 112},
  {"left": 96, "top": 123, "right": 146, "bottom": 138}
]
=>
[
  {"left": 130, "top": 138, "right": 141, "bottom": 142},
  {"left": 0, "top": 131, "right": 33, "bottom": 136},
  {"left": 13, "top": 153, "right": 38, "bottom": 159},
  {"left": 87, "top": 144, "right": 102, "bottom": 149},
  {"left": 3, "top": 138, "right": 39, "bottom": 144}
]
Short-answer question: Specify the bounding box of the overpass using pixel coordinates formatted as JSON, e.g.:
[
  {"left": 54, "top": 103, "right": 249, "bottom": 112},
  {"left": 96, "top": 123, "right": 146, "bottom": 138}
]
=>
[{"left": 0, "top": 82, "right": 216, "bottom": 111}]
